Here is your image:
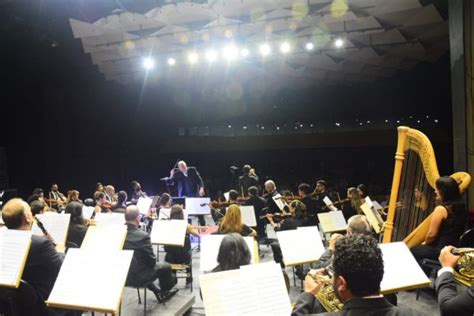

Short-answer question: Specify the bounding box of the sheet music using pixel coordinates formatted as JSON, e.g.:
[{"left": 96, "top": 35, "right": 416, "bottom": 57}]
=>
[
  {"left": 137, "top": 197, "right": 153, "bottom": 215},
  {"left": 277, "top": 226, "right": 325, "bottom": 266},
  {"left": 200, "top": 262, "right": 291, "bottom": 316},
  {"left": 200, "top": 235, "right": 256, "bottom": 271},
  {"left": 317, "top": 211, "right": 347, "bottom": 233},
  {"left": 150, "top": 220, "right": 187, "bottom": 246},
  {"left": 0, "top": 212, "right": 4, "bottom": 225},
  {"left": 32, "top": 213, "right": 70, "bottom": 246},
  {"left": 372, "top": 200, "right": 384, "bottom": 212},
  {"left": 380, "top": 242, "right": 431, "bottom": 293},
  {"left": 158, "top": 207, "right": 189, "bottom": 221},
  {"left": 223, "top": 192, "right": 230, "bottom": 202},
  {"left": 94, "top": 212, "right": 125, "bottom": 226},
  {"left": 185, "top": 197, "right": 211, "bottom": 215},
  {"left": 46, "top": 249, "right": 133, "bottom": 313},
  {"left": 226, "top": 205, "right": 256, "bottom": 227},
  {"left": 0, "top": 230, "right": 32, "bottom": 287},
  {"left": 323, "top": 196, "right": 338, "bottom": 211},
  {"left": 360, "top": 203, "right": 381, "bottom": 234},
  {"left": 365, "top": 196, "right": 374, "bottom": 208},
  {"left": 82, "top": 206, "right": 95, "bottom": 220},
  {"left": 272, "top": 194, "right": 286, "bottom": 211},
  {"left": 81, "top": 225, "right": 127, "bottom": 251}
]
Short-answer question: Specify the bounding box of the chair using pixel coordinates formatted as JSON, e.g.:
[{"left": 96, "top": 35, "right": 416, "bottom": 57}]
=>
[
  {"left": 0, "top": 280, "right": 38, "bottom": 316},
  {"left": 458, "top": 227, "right": 474, "bottom": 247},
  {"left": 125, "top": 280, "right": 156, "bottom": 316},
  {"left": 171, "top": 262, "right": 193, "bottom": 292}
]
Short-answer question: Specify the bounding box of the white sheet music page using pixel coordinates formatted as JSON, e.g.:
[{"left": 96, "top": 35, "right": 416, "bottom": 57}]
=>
[
  {"left": 226, "top": 205, "right": 256, "bottom": 227},
  {"left": 150, "top": 220, "right": 187, "bottom": 246},
  {"left": 200, "top": 235, "right": 256, "bottom": 271},
  {"left": 82, "top": 206, "right": 95, "bottom": 220},
  {"left": 185, "top": 197, "right": 211, "bottom": 215},
  {"left": 318, "top": 211, "right": 347, "bottom": 233},
  {"left": 380, "top": 242, "right": 430, "bottom": 293},
  {"left": 81, "top": 225, "right": 127, "bottom": 251},
  {"left": 47, "top": 249, "right": 133, "bottom": 313},
  {"left": 94, "top": 212, "right": 125, "bottom": 226},
  {"left": 360, "top": 203, "right": 381, "bottom": 234},
  {"left": 32, "top": 213, "right": 70, "bottom": 246},
  {"left": 277, "top": 226, "right": 324, "bottom": 266},
  {"left": 0, "top": 230, "right": 32, "bottom": 287},
  {"left": 272, "top": 194, "right": 286, "bottom": 211},
  {"left": 137, "top": 197, "right": 153, "bottom": 215},
  {"left": 158, "top": 208, "right": 189, "bottom": 221}
]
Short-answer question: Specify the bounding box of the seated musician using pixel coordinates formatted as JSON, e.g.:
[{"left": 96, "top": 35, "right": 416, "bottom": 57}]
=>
[
  {"left": 65, "top": 201, "right": 91, "bottom": 248},
  {"left": 123, "top": 206, "right": 178, "bottom": 303},
  {"left": 1, "top": 199, "right": 64, "bottom": 314},
  {"left": 244, "top": 186, "right": 267, "bottom": 241},
  {"left": 211, "top": 189, "right": 239, "bottom": 224},
  {"left": 237, "top": 165, "right": 259, "bottom": 197},
  {"left": 264, "top": 180, "right": 283, "bottom": 214},
  {"left": 48, "top": 183, "right": 66, "bottom": 210},
  {"left": 268, "top": 200, "right": 306, "bottom": 268},
  {"left": 411, "top": 176, "right": 466, "bottom": 273},
  {"left": 95, "top": 182, "right": 104, "bottom": 193},
  {"left": 164, "top": 205, "right": 199, "bottom": 284},
  {"left": 435, "top": 246, "right": 474, "bottom": 316},
  {"left": 357, "top": 184, "right": 367, "bottom": 199},
  {"left": 93, "top": 191, "right": 111, "bottom": 213},
  {"left": 292, "top": 235, "right": 417, "bottom": 315},
  {"left": 27, "top": 188, "right": 49, "bottom": 211},
  {"left": 311, "top": 180, "right": 328, "bottom": 212},
  {"left": 66, "top": 189, "right": 82, "bottom": 204},
  {"left": 130, "top": 180, "right": 147, "bottom": 204},
  {"left": 30, "top": 200, "right": 47, "bottom": 216},
  {"left": 298, "top": 183, "right": 318, "bottom": 226},
  {"left": 104, "top": 185, "right": 117, "bottom": 208},
  {"left": 341, "top": 187, "right": 363, "bottom": 221},
  {"left": 217, "top": 204, "right": 257, "bottom": 237},
  {"left": 111, "top": 190, "right": 127, "bottom": 213},
  {"left": 212, "top": 233, "right": 252, "bottom": 272}
]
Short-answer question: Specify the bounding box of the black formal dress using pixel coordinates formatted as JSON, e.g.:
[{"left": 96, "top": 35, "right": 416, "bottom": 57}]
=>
[
  {"left": 123, "top": 223, "right": 176, "bottom": 292},
  {"left": 170, "top": 167, "right": 205, "bottom": 225},
  {"left": 237, "top": 174, "right": 259, "bottom": 197},
  {"left": 271, "top": 218, "right": 303, "bottom": 267},
  {"left": 292, "top": 294, "right": 418, "bottom": 315},
  {"left": 435, "top": 270, "right": 474, "bottom": 316},
  {"left": 244, "top": 195, "right": 267, "bottom": 240}
]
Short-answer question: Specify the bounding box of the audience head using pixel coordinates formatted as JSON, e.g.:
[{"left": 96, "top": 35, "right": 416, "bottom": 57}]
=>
[
  {"left": 30, "top": 200, "right": 45, "bottom": 216},
  {"left": 332, "top": 235, "right": 384, "bottom": 302},
  {"left": 117, "top": 191, "right": 128, "bottom": 205},
  {"left": 2, "top": 198, "right": 34, "bottom": 230},
  {"left": 316, "top": 180, "right": 327, "bottom": 193},
  {"left": 242, "top": 165, "right": 251, "bottom": 175},
  {"left": 264, "top": 180, "right": 276, "bottom": 193},
  {"left": 356, "top": 184, "right": 367, "bottom": 198},
  {"left": 214, "top": 233, "right": 251, "bottom": 272},
  {"left": 347, "top": 215, "right": 371, "bottom": 235},
  {"left": 105, "top": 185, "right": 115, "bottom": 196},
  {"left": 298, "top": 183, "right": 312, "bottom": 197},
  {"left": 131, "top": 181, "right": 141, "bottom": 191},
  {"left": 248, "top": 186, "right": 258, "bottom": 197},
  {"left": 65, "top": 201, "right": 84, "bottom": 224},
  {"left": 219, "top": 204, "right": 243, "bottom": 234},
  {"left": 289, "top": 200, "right": 306, "bottom": 220},
  {"left": 178, "top": 160, "right": 188, "bottom": 173},
  {"left": 95, "top": 182, "right": 104, "bottom": 192},
  {"left": 228, "top": 190, "right": 239, "bottom": 201},
  {"left": 170, "top": 205, "right": 184, "bottom": 220},
  {"left": 125, "top": 205, "right": 141, "bottom": 225}
]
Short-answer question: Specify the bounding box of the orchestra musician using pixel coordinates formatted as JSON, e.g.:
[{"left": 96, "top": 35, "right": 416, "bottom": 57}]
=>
[
  {"left": 237, "top": 164, "right": 259, "bottom": 197},
  {"left": 66, "top": 189, "right": 82, "bottom": 204},
  {"left": 64, "top": 201, "right": 91, "bottom": 248},
  {"left": 112, "top": 191, "right": 128, "bottom": 213},
  {"left": 311, "top": 180, "right": 328, "bottom": 213},
  {"left": 298, "top": 183, "right": 319, "bottom": 226},
  {"left": 168, "top": 160, "right": 206, "bottom": 226},
  {"left": 94, "top": 191, "right": 111, "bottom": 213},
  {"left": 48, "top": 183, "right": 66, "bottom": 210},
  {"left": 243, "top": 186, "right": 267, "bottom": 241},
  {"left": 357, "top": 183, "right": 367, "bottom": 199},
  {"left": 105, "top": 185, "right": 118, "bottom": 208},
  {"left": 263, "top": 180, "right": 284, "bottom": 214},
  {"left": 217, "top": 204, "right": 257, "bottom": 237},
  {"left": 342, "top": 187, "right": 363, "bottom": 221},
  {"left": 130, "top": 180, "right": 147, "bottom": 204},
  {"left": 211, "top": 189, "right": 240, "bottom": 224}
]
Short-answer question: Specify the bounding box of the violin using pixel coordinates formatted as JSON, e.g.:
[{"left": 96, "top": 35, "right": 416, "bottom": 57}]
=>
[{"left": 321, "top": 198, "right": 351, "bottom": 211}]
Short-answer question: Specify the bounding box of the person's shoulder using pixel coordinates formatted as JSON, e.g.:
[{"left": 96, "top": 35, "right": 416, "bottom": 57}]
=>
[{"left": 31, "top": 234, "right": 50, "bottom": 246}]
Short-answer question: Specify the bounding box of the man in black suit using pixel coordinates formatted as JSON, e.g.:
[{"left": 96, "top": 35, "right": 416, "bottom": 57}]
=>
[
  {"left": 244, "top": 186, "right": 267, "bottom": 241},
  {"left": 312, "top": 180, "right": 328, "bottom": 213},
  {"left": 264, "top": 180, "right": 283, "bottom": 214},
  {"left": 169, "top": 160, "right": 205, "bottom": 225},
  {"left": 435, "top": 245, "right": 474, "bottom": 316},
  {"left": 123, "top": 206, "right": 178, "bottom": 303},
  {"left": 1, "top": 198, "right": 64, "bottom": 314},
  {"left": 292, "top": 234, "right": 417, "bottom": 315},
  {"left": 298, "top": 183, "right": 319, "bottom": 226},
  {"left": 237, "top": 165, "right": 259, "bottom": 197}
]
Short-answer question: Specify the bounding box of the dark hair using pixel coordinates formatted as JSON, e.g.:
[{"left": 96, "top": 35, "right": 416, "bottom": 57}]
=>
[
  {"left": 298, "top": 183, "right": 312, "bottom": 195},
  {"left": 248, "top": 186, "right": 258, "bottom": 196},
  {"left": 117, "top": 191, "right": 128, "bottom": 205},
  {"left": 229, "top": 190, "right": 239, "bottom": 201},
  {"left": 289, "top": 200, "right": 306, "bottom": 220},
  {"left": 436, "top": 176, "right": 465, "bottom": 224},
  {"left": 317, "top": 180, "right": 327, "bottom": 187},
  {"left": 32, "top": 188, "right": 43, "bottom": 195},
  {"left": 170, "top": 205, "right": 184, "bottom": 220},
  {"left": 242, "top": 165, "right": 251, "bottom": 174},
  {"left": 357, "top": 184, "right": 367, "bottom": 197},
  {"left": 30, "top": 200, "right": 44, "bottom": 216},
  {"left": 94, "top": 191, "right": 104, "bottom": 202},
  {"left": 84, "top": 198, "right": 95, "bottom": 207},
  {"left": 213, "top": 233, "right": 251, "bottom": 272},
  {"left": 160, "top": 193, "right": 171, "bottom": 206},
  {"left": 131, "top": 180, "right": 140, "bottom": 189},
  {"left": 65, "top": 202, "right": 84, "bottom": 224},
  {"left": 26, "top": 194, "right": 40, "bottom": 205},
  {"left": 95, "top": 182, "right": 103, "bottom": 191},
  {"left": 333, "top": 235, "right": 383, "bottom": 297}
]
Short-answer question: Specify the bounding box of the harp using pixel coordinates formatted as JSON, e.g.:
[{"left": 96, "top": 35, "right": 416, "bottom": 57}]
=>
[{"left": 383, "top": 126, "right": 471, "bottom": 247}]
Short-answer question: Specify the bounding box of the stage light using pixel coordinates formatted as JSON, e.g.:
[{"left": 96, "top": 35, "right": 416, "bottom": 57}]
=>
[
  {"left": 426, "top": 115, "right": 430, "bottom": 119},
  {"left": 187, "top": 52, "right": 199, "bottom": 64},
  {"left": 240, "top": 48, "right": 249, "bottom": 57},
  {"left": 359, "top": 122, "right": 363, "bottom": 126},
  {"left": 243, "top": 126, "right": 247, "bottom": 130},
  {"left": 228, "top": 125, "right": 232, "bottom": 128},
  {"left": 261, "top": 126, "right": 265, "bottom": 130},
  {"left": 334, "top": 38, "right": 344, "bottom": 48},
  {"left": 259, "top": 43, "right": 271, "bottom": 56},
  {"left": 385, "top": 120, "right": 389, "bottom": 123},
  {"left": 167, "top": 58, "right": 176, "bottom": 66},
  {"left": 310, "top": 124, "right": 314, "bottom": 128},
  {"left": 280, "top": 42, "right": 291, "bottom": 54},
  {"left": 306, "top": 42, "right": 314, "bottom": 51},
  {"left": 417, "top": 120, "right": 421, "bottom": 123},
  {"left": 223, "top": 44, "right": 238, "bottom": 61},
  {"left": 396, "top": 120, "right": 400, "bottom": 123},
  {"left": 434, "top": 119, "right": 438, "bottom": 123},
  {"left": 142, "top": 57, "right": 155, "bottom": 70},
  {"left": 205, "top": 49, "right": 218, "bottom": 62},
  {"left": 366, "top": 120, "right": 371, "bottom": 124},
  {"left": 276, "top": 126, "right": 280, "bottom": 130},
  {"left": 299, "top": 124, "right": 303, "bottom": 128},
  {"left": 335, "top": 122, "right": 341, "bottom": 127}
]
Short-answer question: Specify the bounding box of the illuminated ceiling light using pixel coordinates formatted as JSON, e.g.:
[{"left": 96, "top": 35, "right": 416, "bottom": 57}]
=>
[
  {"left": 396, "top": 120, "right": 400, "bottom": 123},
  {"left": 310, "top": 124, "right": 314, "bottom": 128},
  {"left": 240, "top": 48, "right": 249, "bottom": 57},
  {"left": 205, "top": 49, "right": 218, "bottom": 62},
  {"left": 334, "top": 38, "right": 344, "bottom": 48},
  {"left": 259, "top": 43, "right": 271, "bottom": 56},
  {"left": 434, "top": 119, "right": 438, "bottom": 123},
  {"left": 243, "top": 126, "right": 247, "bottom": 130},
  {"left": 299, "top": 124, "right": 303, "bottom": 128},
  {"left": 359, "top": 122, "right": 363, "bottom": 126},
  {"left": 335, "top": 122, "right": 341, "bottom": 127},
  {"left": 261, "top": 126, "right": 265, "bottom": 130},
  {"left": 276, "top": 126, "right": 280, "bottom": 130},
  {"left": 280, "top": 42, "right": 291, "bottom": 54},
  {"left": 223, "top": 44, "right": 239, "bottom": 61},
  {"left": 305, "top": 42, "right": 314, "bottom": 51},
  {"left": 187, "top": 52, "right": 199, "bottom": 64},
  {"left": 167, "top": 58, "right": 176, "bottom": 66},
  {"left": 366, "top": 120, "right": 371, "bottom": 124},
  {"left": 142, "top": 57, "right": 155, "bottom": 70},
  {"left": 227, "top": 125, "right": 232, "bottom": 128},
  {"left": 385, "top": 119, "right": 389, "bottom": 123},
  {"left": 417, "top": 120, "right": 421, "bottom": 123}
]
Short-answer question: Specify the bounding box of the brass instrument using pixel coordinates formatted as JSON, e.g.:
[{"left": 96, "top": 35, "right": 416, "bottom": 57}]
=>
[
  {"left": 313, "top": 274, "right": 344, "bottom": 312},
  {"left": 452, "top": 247, "right": 474, "bottom": 286},
  {"left": 383, "top": 126, "right": 471, "bottom": 247}
]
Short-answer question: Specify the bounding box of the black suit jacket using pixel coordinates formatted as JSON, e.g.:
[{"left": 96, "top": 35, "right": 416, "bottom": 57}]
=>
[
  {"left": 237, "top": 174, "right": 259, "bottom": 196},
  {"left": 435, "top": 271, "right": 474, "bottom": 316},
  {"left": 123, "top": 223, "right": 157, "bottom": 285},
  {"left": 170, "top": 167, "right": 204, "bottom": 197},
  {"left": 301, "top": 196, "right": 320, "bottom": 226},
  {"left": 292, "top": 293, "right": 418, "bottom": 315},
  {"left": 244, "top": 196, "right": 267, "bottom": 221},
  {"left": 22, "top": 235, "right": 64, "bottom": 302},
  {"left": 66, "top": 223, "right": 88, "bottom": 247},
  {"left": 265, "top": 190, "right": 283, "bottom": 214}
]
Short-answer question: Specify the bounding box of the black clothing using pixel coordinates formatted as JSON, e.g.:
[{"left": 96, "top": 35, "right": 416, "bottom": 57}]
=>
[
  {"left": 170, "top": 167, "right": 204, "bottom": 198},
  {"left": 66, "top": 223, "right": 88, "bottom": 247},
  {"left": 265, "top": 190, "right": 283, "bottom": 214},
  {"left": 130, "top": 190, "right": 147, "bottom": 205},
  {"left": 165, "top": 233, "right": 192, "bottom": 265},
  {"left": 237, "top": 174, "right": 259, "bottom": 197},
  {"left": 342, "top": 203, "right": 358, "bottom": 222},
  {"left": 300, "top": 196, "right": 319, "bottom": 226},
  {"left": 244, "top": 195, "right": 267, "bottom": 239},
  {"left": 313, "top": 191, "right": 328, "bottom": 213},
  {"left": 271, "top": 217, "right": 302, "bottom": 267},
  {"left": 217, "top": 224, "right": 254, "bottom": 237},
  {"left": 435, "top": 271, "right": 474, "bottom": 316}
]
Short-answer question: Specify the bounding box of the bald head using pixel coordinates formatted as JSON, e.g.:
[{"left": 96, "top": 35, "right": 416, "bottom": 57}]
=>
[
  {"left": 178, "top": 160, "right": 187, "bottom": 173},
  {"left": 347, "top": 215, "right": 371, "bottom": 236},
  {"left": 2, "top": 198, "right": 33, "bottom": 230},
  {"left": 125, "top": 205, "right": 140, "bottom": 224}
]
